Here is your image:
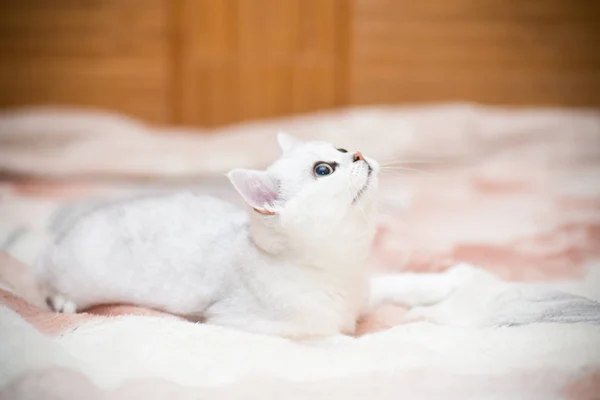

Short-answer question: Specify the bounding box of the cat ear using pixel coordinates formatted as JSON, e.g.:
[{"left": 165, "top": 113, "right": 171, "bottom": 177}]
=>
[
  {"left": 227, "top": 169, "right": 279, "bottom": 215},
  {"left": 277, "top": 132, "right": 302, "bottom": 153}
]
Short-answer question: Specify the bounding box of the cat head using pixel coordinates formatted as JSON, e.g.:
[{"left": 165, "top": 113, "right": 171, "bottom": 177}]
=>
[{"left": 227, "top": 133, "right": 379, "bottom": 222}]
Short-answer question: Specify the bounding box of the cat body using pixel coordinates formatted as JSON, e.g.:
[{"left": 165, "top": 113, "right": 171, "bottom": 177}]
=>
[{"left": 36, "top": 134, "right": 378, "bottom": 337}]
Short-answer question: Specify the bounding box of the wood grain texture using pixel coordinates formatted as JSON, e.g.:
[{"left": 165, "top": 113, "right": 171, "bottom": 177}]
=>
[
  {"left": 0, "top": 0, "right": 172, "bottom": 123},
  {"left": 176, "top": 0, "right": 342, "bottom": 126},
  {"left": 0, "top": 0, "right": 599, "bottom": 127},
  {"left": 350, "top": 0, "right": 600, "bottom": 107}
]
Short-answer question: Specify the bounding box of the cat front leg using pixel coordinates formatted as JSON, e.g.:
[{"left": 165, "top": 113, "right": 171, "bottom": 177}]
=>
[
  {"left": 367, "top": 263, "right": 478, "bottom": 310},
  {"left": 46, "top": 293, "right": 78, "bottom": 313}
]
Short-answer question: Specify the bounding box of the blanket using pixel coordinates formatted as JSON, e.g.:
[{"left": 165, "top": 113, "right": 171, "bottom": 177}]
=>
[{"left": 1, "top": 104, "right": 599, "bottom": 399}]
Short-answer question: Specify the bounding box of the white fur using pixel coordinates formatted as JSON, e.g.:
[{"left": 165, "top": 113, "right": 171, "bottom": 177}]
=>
[
  {"left": 35, "top": 134, "right": 388, "bottom": 337},
  {"left": 34, "top": 134, "right": 478, "bottom": 337},
  {"left": 403, "top": 264, "right": 600, "bottom": 327},
  {"left": 369, "top": 264, "right": 478, "bottom": 309}
]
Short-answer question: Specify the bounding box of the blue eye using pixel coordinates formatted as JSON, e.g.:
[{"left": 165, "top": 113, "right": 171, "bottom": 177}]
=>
[{"left": 314, "top": 162, "right": 335, "bottom": 177}]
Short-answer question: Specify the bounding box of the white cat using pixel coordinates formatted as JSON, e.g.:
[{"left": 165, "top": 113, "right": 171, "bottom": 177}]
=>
[{"left": 36, "top": 133, "right": 468, "bottom": 337}]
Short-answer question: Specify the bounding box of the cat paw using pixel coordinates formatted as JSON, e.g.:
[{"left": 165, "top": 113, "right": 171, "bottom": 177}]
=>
[
  {"left": 403, "top": 266, "right": 505, "bottom": 327},
  {"left": 46, "top": 294, "right": 77, "bottom": 313}
]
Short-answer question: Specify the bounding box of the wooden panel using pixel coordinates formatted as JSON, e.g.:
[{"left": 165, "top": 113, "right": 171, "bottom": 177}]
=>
[
  {"left": 0, "top": 0, "right": 173, "bottom": 123},
  {"left": 1, "top": 0, "right": 598, "bottom": 128},
  {"left": 350, "top": 0, "right": 600, "bottom": 107},
  {"left": 176, "top": 0, "right": 344, "bottom": 126}
]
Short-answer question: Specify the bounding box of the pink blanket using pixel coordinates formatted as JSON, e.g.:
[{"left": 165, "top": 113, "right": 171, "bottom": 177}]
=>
[{"left": 1, "top": 104, "right": 599, "bottom": 398}]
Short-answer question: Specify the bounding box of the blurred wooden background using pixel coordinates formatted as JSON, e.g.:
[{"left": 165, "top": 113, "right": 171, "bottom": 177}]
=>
[{"left": 1, "top": 0, "right": 599, "bottom": 127}]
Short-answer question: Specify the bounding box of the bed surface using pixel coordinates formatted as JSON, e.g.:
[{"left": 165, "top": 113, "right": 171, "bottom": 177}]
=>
[{"left": 1, "top": 104, "right": 599, "bottom": 399}]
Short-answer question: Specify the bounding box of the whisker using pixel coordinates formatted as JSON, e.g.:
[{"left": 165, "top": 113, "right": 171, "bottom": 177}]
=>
[
  {"left": 379, "top": 160, "right": 447, "bottom": 167},
  {"left": 378, "top": 155, "right": 457, "bottom": 165},
  {"left": 351, "top": 180, "right": 372, "bottom": 225},
  {"left": 379, "top": 166, "right": 438, "bottom": 176},
  {"left": 358, "top": 182, "right": 374, "bottom": 208},
  {"left": 379, "top": 158, "right": 483, "bottom": 169}
]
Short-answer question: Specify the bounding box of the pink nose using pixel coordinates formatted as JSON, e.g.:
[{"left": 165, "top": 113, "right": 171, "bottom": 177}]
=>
[{"left": 353, "top": 152, "right": 365, "bottom": 162}]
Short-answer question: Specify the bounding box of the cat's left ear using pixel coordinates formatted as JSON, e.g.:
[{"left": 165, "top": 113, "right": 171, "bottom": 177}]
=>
[
  {"left": 227, "top": 169, "right": 279, "bottom": 215},
  {"left": 277, "top": 132, "right": 302, "bottom": 153}
]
